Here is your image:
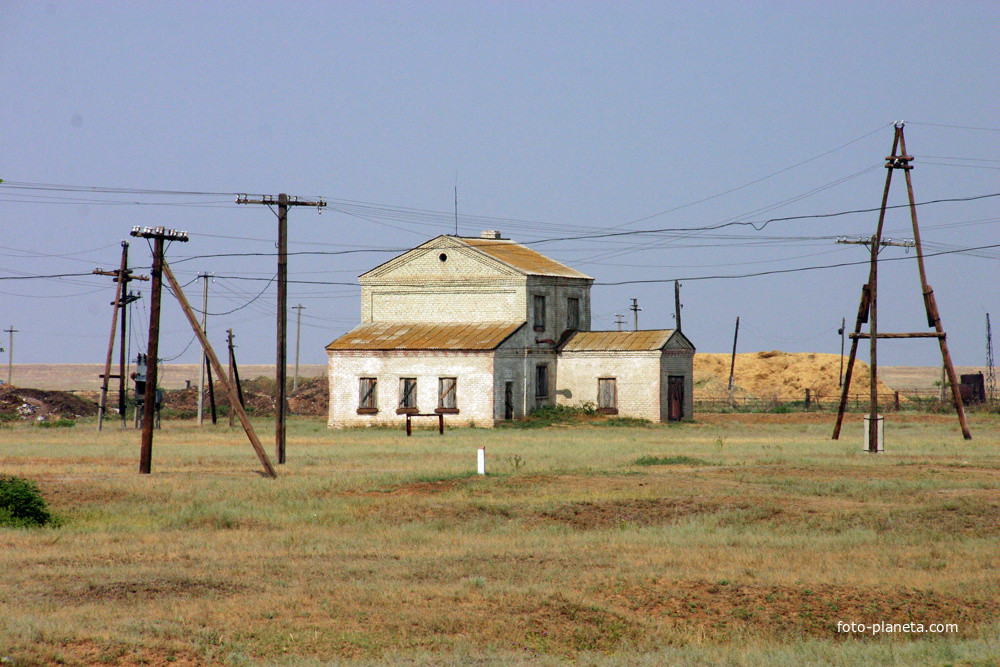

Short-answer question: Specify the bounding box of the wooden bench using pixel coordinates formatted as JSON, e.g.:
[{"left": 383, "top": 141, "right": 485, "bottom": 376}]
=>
[{"left": 403, "top": 412, "right": 445, "bottom": 436}]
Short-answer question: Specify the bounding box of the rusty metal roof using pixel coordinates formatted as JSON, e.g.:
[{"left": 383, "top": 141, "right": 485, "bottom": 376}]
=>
[
  {"left": 327, "top": 321, "right": 524, "bottom": 351},
  {"left": 457, "top": 237, "right": 592, "bottom": 279},
  {"left": 559, "top": 329, "right": 682, "bottom": 352}
]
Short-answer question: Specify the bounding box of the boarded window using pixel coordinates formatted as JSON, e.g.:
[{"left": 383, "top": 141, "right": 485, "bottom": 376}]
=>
[
  {"left": 597, "top": 378, "right": 617, "bottom": 413},
  {"left": 438, "top": 377, "right": 457, "bottom": 410},
  {"left": 399, "top": 377, "right": 418, "bottom": 410},
  {"left": 533, "top": 294, "right": 546, "bottom": 331},
  {"left": 567, "top": 297, "right": 580, "bottom": 330},
  {"left": 358, "top": 377, "right": 377, "bottom": 411},
  {"left": 535, "top": 364, "right": 549, "bottom": 399}
]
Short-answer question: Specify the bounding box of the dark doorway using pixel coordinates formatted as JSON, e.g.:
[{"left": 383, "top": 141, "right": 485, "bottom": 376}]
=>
[
  {"left": 504, "top": 382, "right": 514, "bottom": 420},
  {"left": 668, "top": 375, "right": 685, "bottom": 421}
]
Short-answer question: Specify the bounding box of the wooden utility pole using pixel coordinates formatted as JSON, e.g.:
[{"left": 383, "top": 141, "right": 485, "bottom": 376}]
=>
[
  {"left": 838, "top": 317, "right": 846, "bottom": 387},
  {"left": 987, "top": 314, "right": 996, "bottom": 405},
  {"left": 832, "top": 123, "right": 971, "bottom": 442},
  {"left": 674, "top": 281, "right": 682, "bottom": 332},
  {"left": 4, "top": 325, "right": 17, "bottom": 386},
  {"left": 131, "top": 226, "right": 188, "bottom": 474},
  {"left": 227, "top": 329, "right": 243, "bottom": 428},
  {"left": 197, "top": 274, "right": 211, "bottom": 426},
  {"left": 292, "top": 304, "right": 304, "bottom": 391},
  {"left": 614, "top": 314, "right": 625, "bottom": 331},
  {"left": 94, "top": 242, "right": 148, "bottom": 430},
  {"left": 236, "top": 193, "right": 325, "bottom": 465},
  {"left": 161, "top": 262, "right": 276, "bottom": 478},
  {"left": 728, "top": 316, "right": 740, "bottom": 392},
  {"left": 630, "top": 298, "right": 641, "bottom": 331}
]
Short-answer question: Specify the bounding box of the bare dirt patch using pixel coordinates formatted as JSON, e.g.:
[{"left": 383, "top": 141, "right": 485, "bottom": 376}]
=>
[
  {"left": 64, "top": 577, "right": 246, "bottom": 602},
  {"left": 608, "top": 579, "right": 1000, "bottom": 639}
]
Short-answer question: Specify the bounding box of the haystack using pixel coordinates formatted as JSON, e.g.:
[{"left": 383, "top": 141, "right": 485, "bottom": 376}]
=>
[{"left": 694, "top": 351, "right": 895, "bottom": 404}]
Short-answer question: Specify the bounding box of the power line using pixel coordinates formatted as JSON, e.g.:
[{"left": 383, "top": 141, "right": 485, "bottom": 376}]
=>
[
  {"left": 0, "top": 271, "right": 98, "bottom": 280},
  {"left": 595, "top": 241, "right": 1000, "bottom": 286},
  {"left": 908, "top": 122, "right": 1000, "bottom": 132},
  {"left": 528, "top": 191, "right": 1000, "bottom": 246}
]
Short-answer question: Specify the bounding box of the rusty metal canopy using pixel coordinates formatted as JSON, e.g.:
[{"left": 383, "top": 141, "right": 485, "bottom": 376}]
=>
[
  {"left": 458, "top": 237, "right": 592, "bottom": 279},
  {"left": 559, "top": 329, "right": 679, "bottom": 352},
  {"left": 327, "top": 321, "right": 524, "bottom": 351}
]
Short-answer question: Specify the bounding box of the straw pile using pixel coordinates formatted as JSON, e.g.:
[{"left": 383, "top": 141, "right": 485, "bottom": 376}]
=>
[{"left": 694, "top": 351, "right": 896, "bottom": 404}]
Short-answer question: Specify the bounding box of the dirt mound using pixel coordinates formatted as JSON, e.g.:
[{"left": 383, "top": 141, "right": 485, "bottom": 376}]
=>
[
  {"left": 160, "top": 376, "right": 328, "bottom": 418},
  {"left": 694, "top": 351, "right": 895, "bottom": 403},
  {"left": 287, "top": 377, "right": 329, "bottom": 416},
  {"left": 0, "top": 385, "right": 99, "bottom": 422}
]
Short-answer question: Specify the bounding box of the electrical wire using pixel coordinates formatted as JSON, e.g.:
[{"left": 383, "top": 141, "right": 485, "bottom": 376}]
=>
[{"left": 595, "top": 241, "right": 1000, "bottom": 285}]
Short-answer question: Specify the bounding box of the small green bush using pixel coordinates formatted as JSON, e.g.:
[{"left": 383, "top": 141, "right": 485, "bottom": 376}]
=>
[{"left": 0, "top": 475, "right": 54, "bottom": 527}]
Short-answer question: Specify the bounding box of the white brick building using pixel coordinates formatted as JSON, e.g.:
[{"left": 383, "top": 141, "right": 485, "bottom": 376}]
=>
[{"left": 326, "top": 233, "right": 694, "bottom": 427}]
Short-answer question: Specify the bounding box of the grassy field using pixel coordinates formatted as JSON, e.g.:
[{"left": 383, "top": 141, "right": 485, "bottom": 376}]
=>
[{"left": 2, "top": 413, "right": 1000, "bottom": 666}]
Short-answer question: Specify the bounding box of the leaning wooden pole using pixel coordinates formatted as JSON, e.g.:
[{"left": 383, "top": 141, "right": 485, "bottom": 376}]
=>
[
  {"left": 832, "top": 128, "right": 899, "bottom": 439},
  {"left": 832, "top": 286, "right": 870, "bottom": 439},
  {"left": 897, "top": 129, "right": 971, "bottom": 440},
  {"left": 162, "top": 261, "right": 277, "bottom": 478}
]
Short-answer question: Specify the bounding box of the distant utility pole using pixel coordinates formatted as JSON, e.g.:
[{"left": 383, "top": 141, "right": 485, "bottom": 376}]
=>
[
  {"left": 292, "top": 304, "right": 305, "bottom": 391},
  {"left": 674, "top": 281, "right": 682, "bottom": 332},
  {"left": 728, "top": 316, "right": 740, "bottom": 392},
  {"left": 93, "top": 241, "right": 148, "bottom": 430},
  {"left": 131, "top": 226, "right": 189, "bottom": 474},
  {"left": 838, "top": 317, "right": 846, "bottom": 387},
  {"left": 614, "top": 314, "right": 625, "bottom": 331},
  {"left": 197, "top": 273, "right": 212, "bottom": 427},
  {"left": 630, "top": 298, "right": 641, "bottom": 331},
  {"left": 4, "top": 325, "right": 18, "bottom": 385},
  {"left": 236, "top": 193, "right": 326, "bottom": 466},
  {"left": 987, "top": 313, "right": 996, "bottom": 404},
  {"left": 228, "top": 329, "right": 236, "bottom": 429}
]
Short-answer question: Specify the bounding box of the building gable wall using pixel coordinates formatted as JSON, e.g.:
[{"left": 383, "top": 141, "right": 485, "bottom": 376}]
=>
[
  {"left": 556, "top": 350, "right": 664, "bottom": 422},
  {"left": 361, "top": 243, "right": 526, "bottom": 323}
]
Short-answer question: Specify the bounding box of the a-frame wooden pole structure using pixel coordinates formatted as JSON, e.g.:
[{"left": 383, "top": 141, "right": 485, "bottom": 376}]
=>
[
  {"left": 832, "top": 123, "right": 971, "bottom": 443},
  {"left": 162, "top": 261, "right": 277, "bottom": 478}
]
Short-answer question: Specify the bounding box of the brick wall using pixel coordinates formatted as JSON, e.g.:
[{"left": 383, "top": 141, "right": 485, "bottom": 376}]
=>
[
  {"left": 556, "top": 351, "right": 664, "bottom": 421},
  {"left": 328, "top": 350, "right": 497, "bottom": 427}
]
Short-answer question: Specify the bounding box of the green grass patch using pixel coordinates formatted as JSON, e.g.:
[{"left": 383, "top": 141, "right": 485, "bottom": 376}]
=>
[{"left": 634, "top": 455, "right": 715, "bottom": 466}]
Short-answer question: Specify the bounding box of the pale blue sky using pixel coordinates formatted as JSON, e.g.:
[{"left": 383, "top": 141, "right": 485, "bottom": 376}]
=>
[{"left": 2, "top": 1, "right": 998, "bottom": 370}]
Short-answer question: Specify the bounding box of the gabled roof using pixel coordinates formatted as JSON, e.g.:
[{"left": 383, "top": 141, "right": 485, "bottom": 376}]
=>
[
  {"left": 559, "top": 329, "right": 694, "bottom": 352},
  {"left": 327, "top": 321, "right": 524, "bottom": 351},
  {"left": 359, "top": 235, "right": 592, "bottom": 281},
  {"left": 455, "top": 237, "right": 592, "bottom": 279}
]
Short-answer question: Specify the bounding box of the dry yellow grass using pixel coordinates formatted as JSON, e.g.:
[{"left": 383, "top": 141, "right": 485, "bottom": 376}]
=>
[{"left": 2, "top": 414, "right": 1000, "bottom": 666}]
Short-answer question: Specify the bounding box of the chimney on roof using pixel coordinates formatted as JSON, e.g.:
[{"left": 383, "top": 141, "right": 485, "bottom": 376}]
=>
[{"left": 481, "top": 230, "right": 503, "bottom": 240}]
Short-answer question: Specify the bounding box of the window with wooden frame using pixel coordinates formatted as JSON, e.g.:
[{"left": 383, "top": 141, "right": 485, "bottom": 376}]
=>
[
  {"left": 398, "top": 377, "right": 418, "bottom": 413},
  {"left": 535, "top": 364, "right": 549, "bottom": 399},
  {"left": 437, "top": 377, "right": 458, "bottom": 413},
  {"left": 567, "top": 297, "right": 580, "bottom": 330},
  {"left": 358, "top": 377, "right": 378, "bottom": 414},
  {"left": 533, "top": 294, "right": 546, "bottom": 331},
  {"left": 597, "top": 377, "right": 618, "bottom": 414}
]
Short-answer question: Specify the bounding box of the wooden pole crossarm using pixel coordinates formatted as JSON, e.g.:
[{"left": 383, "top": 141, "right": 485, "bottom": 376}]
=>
[{"left": 162, "top": 261, "right": 278, "bottom": 478}]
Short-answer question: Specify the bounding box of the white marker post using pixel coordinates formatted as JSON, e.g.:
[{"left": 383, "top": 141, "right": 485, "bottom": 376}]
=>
[{"left": 477, "top": 446, "right": 486, "bottom": 475}]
